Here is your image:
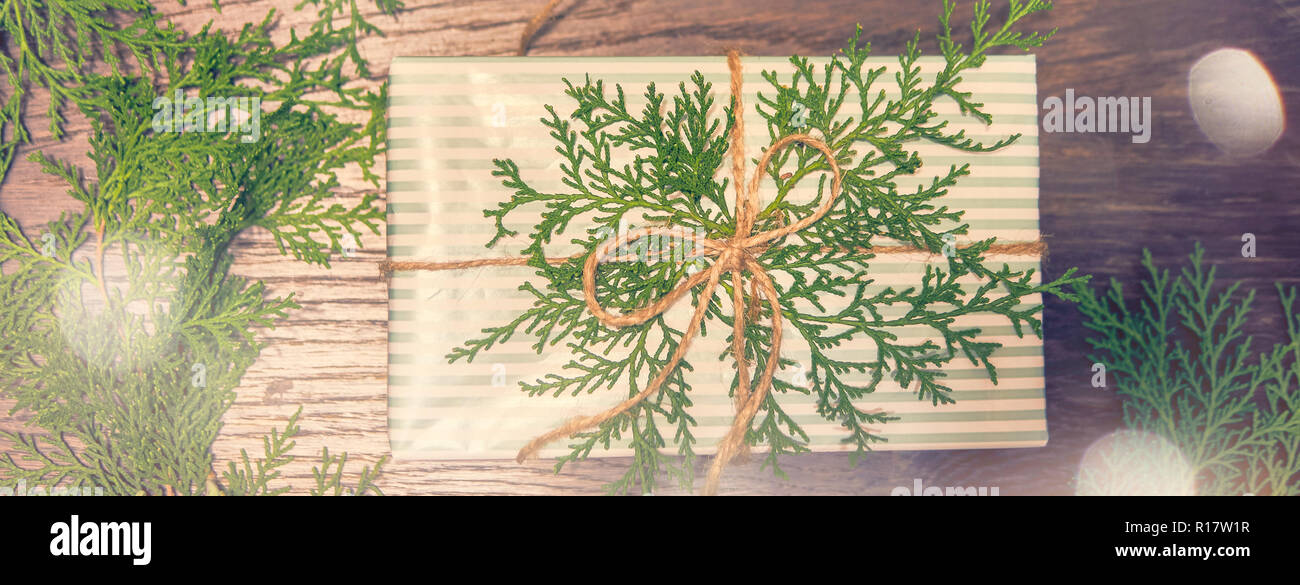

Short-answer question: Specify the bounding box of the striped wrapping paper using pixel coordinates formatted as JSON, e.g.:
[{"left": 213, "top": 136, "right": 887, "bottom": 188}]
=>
[{"left": 386, "top": 55, "right": 1045, "bottom": 460}]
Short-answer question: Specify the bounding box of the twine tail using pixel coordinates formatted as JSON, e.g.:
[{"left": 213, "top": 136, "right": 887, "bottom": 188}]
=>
[
  {"left": 729, "top": 269, "right": 754, "bottom": 463},
  {"left": 703, "top": 268, "right": 783, "bottom": 496},
  {"left": 519, "top": 0, "right": 565, "bottom": 56}
]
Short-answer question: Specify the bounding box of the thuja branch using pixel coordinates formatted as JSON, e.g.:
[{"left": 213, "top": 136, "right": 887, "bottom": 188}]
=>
[
  {"left": 1076, "top": 245, "right": 1300, "bottom": 496},
  {"left": 0, "top": 0, "right": 399, "bottom": 495}
]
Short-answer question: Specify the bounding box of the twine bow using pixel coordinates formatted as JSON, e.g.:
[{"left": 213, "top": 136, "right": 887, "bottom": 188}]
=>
[{"left": 511, "top": 52, "right": 841, "bottom": 495}]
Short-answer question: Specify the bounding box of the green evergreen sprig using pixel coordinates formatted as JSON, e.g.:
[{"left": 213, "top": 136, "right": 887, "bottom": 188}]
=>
[
  {"left": 0, "top": 1, "right": 398, "bottom": 495},
  {"left": 0, "top": 1, "right": 191, "bottom": 183},
  {"left": 1076, "top": 244, "right": 1300, "bottom": 496},
  {"left": 222, "top": 406, "right": 389, "bottom": 496},
  {"left": 451, "top": 0, "right": 1085, "bottom": 494}
]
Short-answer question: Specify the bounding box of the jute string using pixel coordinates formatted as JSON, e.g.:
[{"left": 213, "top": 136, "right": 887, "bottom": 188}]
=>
[
  {"left": 518, "top": 0, "right": 565, "bottom": 56},
  {"left": 389, "top": 27, "right": 1047, "bottom": 494}
]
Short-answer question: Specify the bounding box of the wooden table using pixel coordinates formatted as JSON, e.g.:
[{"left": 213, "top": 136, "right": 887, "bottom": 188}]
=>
[{"left": 2, "top": 0, "right": 1297, "bottom": 494}]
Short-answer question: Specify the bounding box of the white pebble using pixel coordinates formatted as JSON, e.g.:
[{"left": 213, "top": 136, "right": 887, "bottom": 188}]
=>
[{"left": 1188, "top": 48, "right": 1285, "bottom": 157}]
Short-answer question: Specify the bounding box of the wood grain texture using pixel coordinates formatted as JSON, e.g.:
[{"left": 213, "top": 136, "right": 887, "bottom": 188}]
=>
[{"left": 2, "top": 0, "right": 1298, "bottom": 495}]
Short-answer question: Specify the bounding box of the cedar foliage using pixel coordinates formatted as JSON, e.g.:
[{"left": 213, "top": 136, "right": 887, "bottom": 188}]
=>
[
  {"left": 1077, "top": 245, "right": 1300, "bottom": 496},
  {"left": 0, "top": 0, "right": 399, "bottom": 495}
]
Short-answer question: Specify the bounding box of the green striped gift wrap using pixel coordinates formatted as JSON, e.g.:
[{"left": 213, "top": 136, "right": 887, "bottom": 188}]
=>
[{"left": 385, "top": 56, "right": 1047, "bottom": 460}]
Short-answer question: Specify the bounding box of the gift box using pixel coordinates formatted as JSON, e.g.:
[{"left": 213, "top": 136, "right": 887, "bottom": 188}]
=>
[{"left": 385, "top": 55, "right": 1045, "bottom": 461}]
